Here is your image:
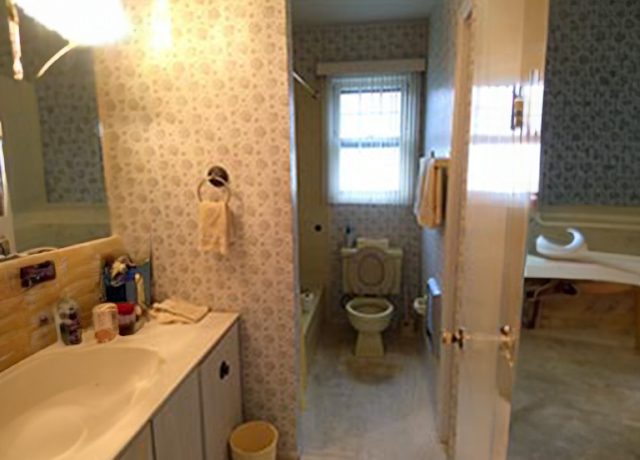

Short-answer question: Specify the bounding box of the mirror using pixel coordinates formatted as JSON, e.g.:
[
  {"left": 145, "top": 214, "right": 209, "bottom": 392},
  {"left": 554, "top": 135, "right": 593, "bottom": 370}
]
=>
[{"left": 0, "top": 6, "right": 110, "bottom": 256}]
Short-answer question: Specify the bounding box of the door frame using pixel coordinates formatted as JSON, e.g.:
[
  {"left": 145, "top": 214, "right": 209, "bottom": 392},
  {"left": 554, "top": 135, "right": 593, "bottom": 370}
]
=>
[
  {"left": 438, "top": 0, "right": 474, "bottom": 448},
  {"left": 444, "top": 0, "right": 550, "bottom": 457}
]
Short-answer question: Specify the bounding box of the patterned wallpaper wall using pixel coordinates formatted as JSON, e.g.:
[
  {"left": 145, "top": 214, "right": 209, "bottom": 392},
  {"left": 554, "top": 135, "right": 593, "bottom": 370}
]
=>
[
  {"left": 294, "top": 21, "right": 429, "bottom": 84},
  {"left": 540, "top": 0, "right": 640, "bottom": 206},
  {"left": 0, "top": 9, "right": 106, "bottom": 204},
  {"left": 293, "top": 21, "right": 428, "bottom": 321},
  {"left": 94, "top": 0, "right": 298, "bottom": 455},
  {"left": 422, "top": 0, "right": 459, "bottom": 284}
]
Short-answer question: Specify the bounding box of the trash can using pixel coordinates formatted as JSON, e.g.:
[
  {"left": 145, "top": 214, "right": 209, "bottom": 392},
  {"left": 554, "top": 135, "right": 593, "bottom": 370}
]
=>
[{"left": 229, "top": 421, "right": 278, "bottom": 460}]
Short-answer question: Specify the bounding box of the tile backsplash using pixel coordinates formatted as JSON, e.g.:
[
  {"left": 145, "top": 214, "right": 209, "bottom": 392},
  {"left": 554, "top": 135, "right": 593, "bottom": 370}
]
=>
[{"left": 0, "top": 236, "right": 125, "bottom": 373}]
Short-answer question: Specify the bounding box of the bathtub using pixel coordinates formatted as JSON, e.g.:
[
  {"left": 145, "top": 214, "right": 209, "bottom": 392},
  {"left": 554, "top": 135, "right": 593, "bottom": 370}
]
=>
[{"left": 300, "top": 286, "right": 323, "bottom": 408}]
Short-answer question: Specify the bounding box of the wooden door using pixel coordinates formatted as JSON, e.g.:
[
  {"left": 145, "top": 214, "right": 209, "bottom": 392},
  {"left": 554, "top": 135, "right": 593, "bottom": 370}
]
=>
[{"left": 447, "top": 0, "right": 549, "bottom": 459}]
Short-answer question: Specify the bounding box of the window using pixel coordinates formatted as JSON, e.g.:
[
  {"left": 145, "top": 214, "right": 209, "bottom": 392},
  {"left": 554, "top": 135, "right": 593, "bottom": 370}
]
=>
[{"left": 327, "top": 73, "right": 421, "bottom": 205}]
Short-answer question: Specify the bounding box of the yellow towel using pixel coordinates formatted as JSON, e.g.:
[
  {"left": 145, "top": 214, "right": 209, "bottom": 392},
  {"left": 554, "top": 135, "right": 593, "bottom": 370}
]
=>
[
  {"left": 415, "top": 157, "right": 448, "bottom": 228},
  {"left": 198, "top": 201, "right": 233, "bottom": 255},
  {"left": 151, "top": 298, "right": 210, "bottom": 324}
]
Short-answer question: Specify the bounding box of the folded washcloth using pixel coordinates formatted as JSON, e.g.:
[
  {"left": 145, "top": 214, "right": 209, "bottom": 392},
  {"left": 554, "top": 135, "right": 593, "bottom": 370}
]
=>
[
  {"left": 151, "top": 298, "right": 210, "bottom": 324},
  {"left": 198, "top": 201, "right": 234, "bottom": 255}
]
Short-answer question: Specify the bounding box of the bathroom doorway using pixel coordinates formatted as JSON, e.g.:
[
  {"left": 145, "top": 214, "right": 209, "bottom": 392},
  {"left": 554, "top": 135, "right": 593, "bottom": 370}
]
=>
[
  {"left": 289, "top": 1, "right": 444, "bottom": 458},
  {"left": 287, "top": 0, "right": 635, "bottom": 459}
]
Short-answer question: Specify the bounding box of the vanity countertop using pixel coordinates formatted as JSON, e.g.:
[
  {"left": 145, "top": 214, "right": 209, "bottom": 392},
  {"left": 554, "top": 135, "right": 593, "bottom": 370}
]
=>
[{"left": 0, "top": 311, "right": 240, "bottom": 460}]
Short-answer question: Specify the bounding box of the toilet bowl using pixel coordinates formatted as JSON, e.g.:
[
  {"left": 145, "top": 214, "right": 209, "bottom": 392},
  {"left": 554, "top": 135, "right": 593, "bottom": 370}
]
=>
[
  {"left": 346, "top": 297, "right": 394, "bottom": 357},
  {"left": 341, "top": 239, "right": 403, "bottom": 357}
]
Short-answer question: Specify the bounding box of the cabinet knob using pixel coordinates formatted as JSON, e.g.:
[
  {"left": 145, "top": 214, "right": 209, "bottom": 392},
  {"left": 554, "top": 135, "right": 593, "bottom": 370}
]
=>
[{"left": 219, "top": 361, "right": 230, "bottom": 380}]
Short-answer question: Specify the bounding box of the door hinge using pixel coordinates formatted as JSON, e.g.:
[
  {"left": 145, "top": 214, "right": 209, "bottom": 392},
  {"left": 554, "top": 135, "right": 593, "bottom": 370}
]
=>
[{"left": 441, "top": 328, "right": 467, "bottom": 349}]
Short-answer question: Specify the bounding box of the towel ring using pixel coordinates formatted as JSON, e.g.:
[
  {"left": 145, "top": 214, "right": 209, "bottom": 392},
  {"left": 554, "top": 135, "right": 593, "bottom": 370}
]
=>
[{"left": 197, "top": 166, "right": 231, "bottom": 204}]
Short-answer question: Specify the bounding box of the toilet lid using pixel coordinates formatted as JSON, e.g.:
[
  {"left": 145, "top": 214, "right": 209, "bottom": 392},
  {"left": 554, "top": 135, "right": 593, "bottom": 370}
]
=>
[{"left": 348, "top": 247, "right": 394, "bottom": 295}]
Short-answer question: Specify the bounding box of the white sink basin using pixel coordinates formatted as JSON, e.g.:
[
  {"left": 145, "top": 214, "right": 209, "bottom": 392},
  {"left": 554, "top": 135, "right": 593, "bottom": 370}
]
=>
[{"left": 0, "top": 345, "right": 162, "bottom": 460}]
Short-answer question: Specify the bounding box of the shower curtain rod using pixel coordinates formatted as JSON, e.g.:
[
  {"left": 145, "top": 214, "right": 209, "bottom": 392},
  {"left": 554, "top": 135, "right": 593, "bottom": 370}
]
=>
[{"left": 293, "top": 71, "right": 319, "bottom": 99}]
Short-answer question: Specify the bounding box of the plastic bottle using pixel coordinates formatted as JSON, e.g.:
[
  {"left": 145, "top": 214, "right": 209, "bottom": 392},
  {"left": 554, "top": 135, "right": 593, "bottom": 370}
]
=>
[{"left": 54, "top": 296, "right": 83, "bottom": 345}]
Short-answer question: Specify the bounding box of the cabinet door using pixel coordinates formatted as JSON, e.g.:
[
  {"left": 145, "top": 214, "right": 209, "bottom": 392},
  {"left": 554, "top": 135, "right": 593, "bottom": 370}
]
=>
[
  {"left": 117, "top": 423, "right": 154, "bottom": 460},
  {"left": 153, "top": 371, "right": 204, "bottom": 460},
  {"left": 200, "top": 324, "right": 243, "bottom": 460}
]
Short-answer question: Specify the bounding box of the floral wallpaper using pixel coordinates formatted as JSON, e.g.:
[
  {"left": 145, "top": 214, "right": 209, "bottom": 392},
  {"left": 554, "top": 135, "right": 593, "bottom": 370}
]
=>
[
  {"left": 293, "top": 21, "right": 428, "bottom": 322},
  {"left": 540, "top": 0, "right": 640, "bottom": 206},
  {"left": 94, "top": 0, "right": 298, "bottom": 456},
  {"left": 0, "top": 9, "right": 106, "bottom": 204},
  {"left": 421, "top": 0, "right": 459, "bottom": 284},
  {"left": 294, "top": 21, "right": 429, "bottom": 84}
]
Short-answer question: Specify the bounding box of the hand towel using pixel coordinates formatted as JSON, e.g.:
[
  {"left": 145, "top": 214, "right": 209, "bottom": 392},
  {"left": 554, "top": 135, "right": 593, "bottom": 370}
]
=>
[
  {"left": 198, "top": 201, "right": 233, "bottom": 255},
  {"left": 414, "top": 157, "right": 448, "bottom": 228},
  {"left": 151, "top": 298, "right": 210, "bottom": 324}
]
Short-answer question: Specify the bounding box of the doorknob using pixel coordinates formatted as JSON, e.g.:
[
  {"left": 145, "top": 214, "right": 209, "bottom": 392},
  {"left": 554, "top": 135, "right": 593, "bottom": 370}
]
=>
[
  {"left": 499, "top": 325, "right": 517, "bottom": 366},
  {"left": 441, "top": 325, "right": 516, "bottom": 353},
  {"left": 441, "top": 328, "right": 467, "bottom": 349}
]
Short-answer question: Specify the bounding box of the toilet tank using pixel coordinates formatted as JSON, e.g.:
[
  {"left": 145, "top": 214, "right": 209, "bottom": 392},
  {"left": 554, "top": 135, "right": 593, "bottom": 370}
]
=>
[{"left": 341, "top": 242, "right": 403, "bottom": 296}]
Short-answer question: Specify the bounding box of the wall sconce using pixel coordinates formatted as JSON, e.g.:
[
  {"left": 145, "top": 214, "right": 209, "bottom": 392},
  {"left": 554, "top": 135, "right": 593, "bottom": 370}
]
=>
[{"left": 6, "top": 0, "right": 130, "bottom": 79}]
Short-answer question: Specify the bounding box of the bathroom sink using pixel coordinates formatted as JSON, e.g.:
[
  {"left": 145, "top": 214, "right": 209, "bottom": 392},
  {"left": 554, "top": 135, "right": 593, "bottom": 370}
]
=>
[{"left": 0, "top": 345, "right": 162, "bottom": 460}]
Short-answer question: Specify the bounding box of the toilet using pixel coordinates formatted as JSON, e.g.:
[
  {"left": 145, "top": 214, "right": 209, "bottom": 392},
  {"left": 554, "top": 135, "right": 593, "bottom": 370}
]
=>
[{"left": 341, "top": 239, "right": 403, "bottom": 357}]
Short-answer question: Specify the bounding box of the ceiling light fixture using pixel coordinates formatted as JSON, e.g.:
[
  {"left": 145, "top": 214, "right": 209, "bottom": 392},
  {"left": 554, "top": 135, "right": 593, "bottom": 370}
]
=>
[
  {"left": 14, "top": 0, "right": 130, "bottom": 46},
  {"left": 9, "top": 0, "right": 130, "bottom": 78}
]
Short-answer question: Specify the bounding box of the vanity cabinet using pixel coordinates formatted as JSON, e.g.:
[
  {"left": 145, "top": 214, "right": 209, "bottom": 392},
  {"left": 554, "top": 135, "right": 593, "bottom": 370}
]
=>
[
  {"left": 200, "top": 325, "right": 243, "bottom": 460},
  {"left": 117, "top": 322, "right": 242, "bottom": 460},
  {"left": 153, "top": 371, "right": 205, "bottom": 460},
  {"left": 116, "top": 424, "right": 154, "bottom": 460}
]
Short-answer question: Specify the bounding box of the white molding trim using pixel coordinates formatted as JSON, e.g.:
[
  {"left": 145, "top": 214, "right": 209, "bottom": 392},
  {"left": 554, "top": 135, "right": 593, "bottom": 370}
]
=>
[{"left": 316, "top": 59, "right": 426, "bottom": 76}]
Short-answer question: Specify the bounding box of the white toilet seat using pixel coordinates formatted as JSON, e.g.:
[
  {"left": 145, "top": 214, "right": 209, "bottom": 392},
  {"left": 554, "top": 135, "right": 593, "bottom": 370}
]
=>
[
  {"left": 346, "top": 298, "right": 393, "bottom": 320},
  {"left": 345, "top": 247, "right": 396, "bottom": 295}
]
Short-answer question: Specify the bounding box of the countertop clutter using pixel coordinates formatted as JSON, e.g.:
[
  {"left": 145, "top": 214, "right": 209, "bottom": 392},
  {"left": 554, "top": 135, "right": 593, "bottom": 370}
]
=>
[{"left": 0, "top": 312, "right": 240, "bottom": 460}]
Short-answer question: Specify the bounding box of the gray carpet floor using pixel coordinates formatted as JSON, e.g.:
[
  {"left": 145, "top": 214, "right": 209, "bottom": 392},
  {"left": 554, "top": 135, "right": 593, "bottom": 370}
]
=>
[{"left": 508, "top": 329, "right": 640, "bottom": 460}]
